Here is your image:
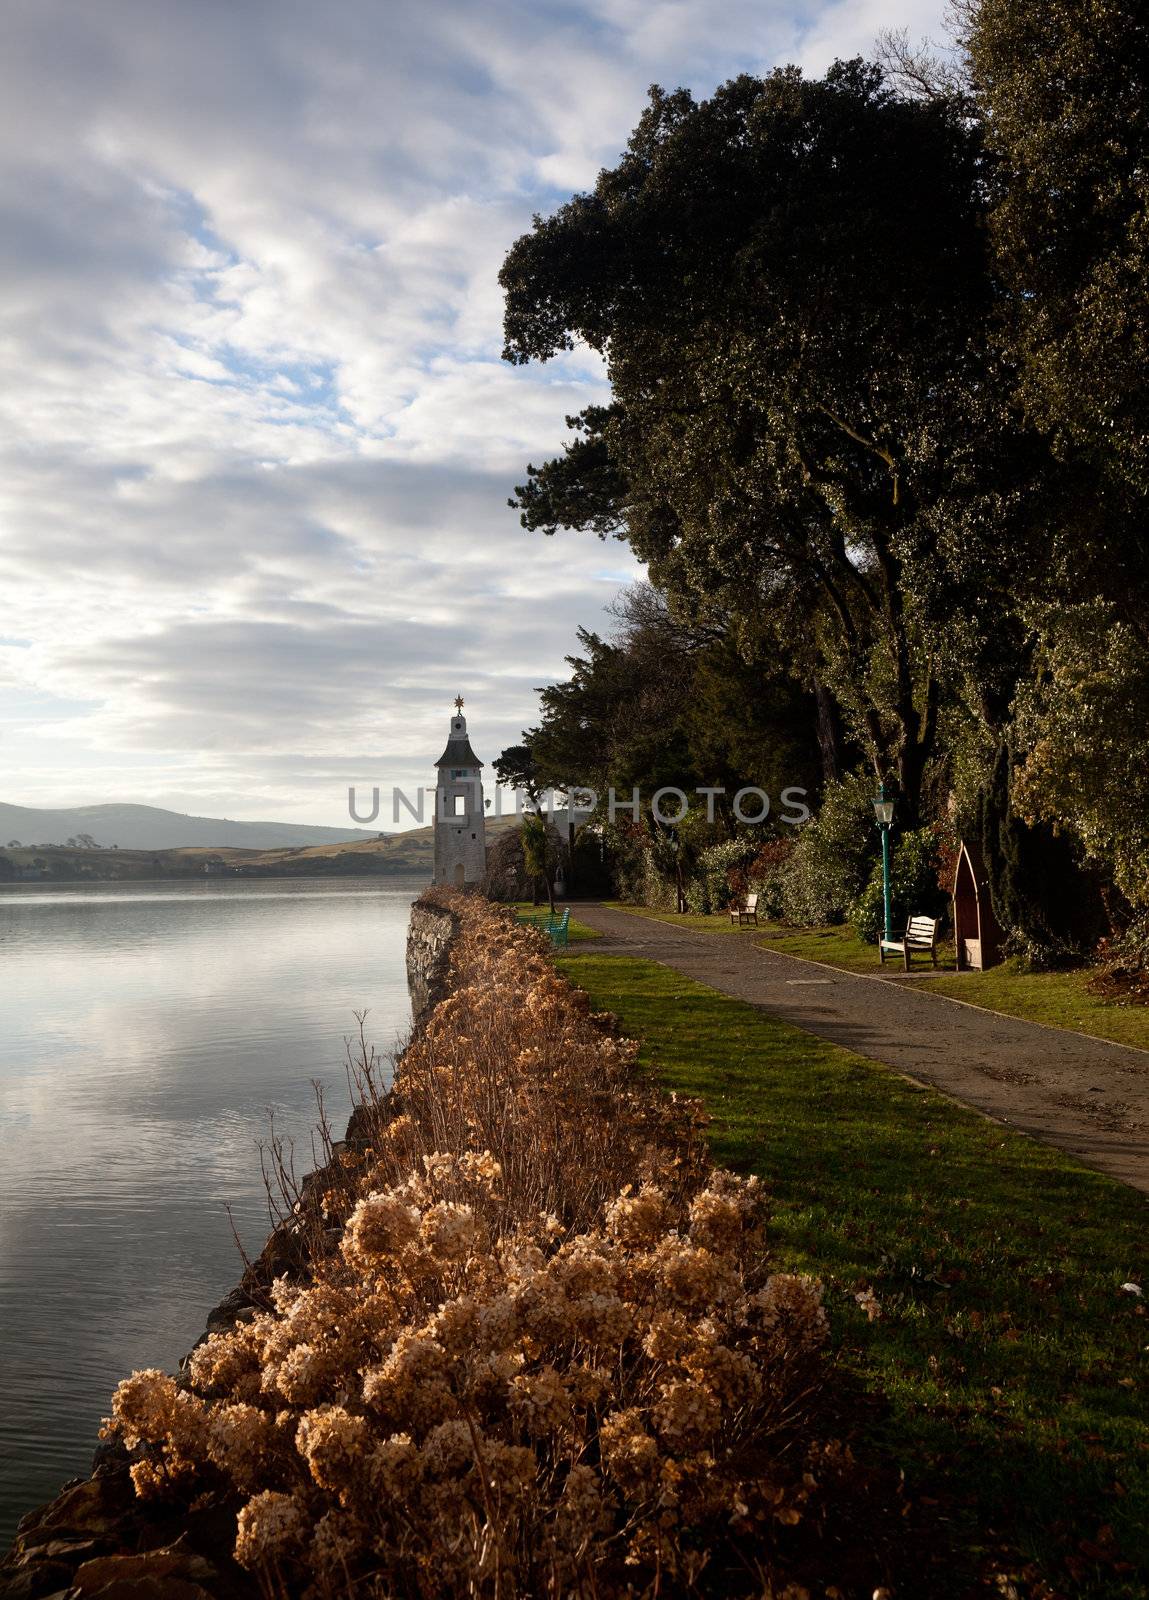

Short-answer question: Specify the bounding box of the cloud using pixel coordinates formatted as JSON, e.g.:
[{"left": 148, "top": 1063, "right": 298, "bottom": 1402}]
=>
[
  {"left": 0, "top": 0, "right": 946, "bottom": 822},
  {"left": 796, "top": 0, "right": 951, "bottom": 70}
]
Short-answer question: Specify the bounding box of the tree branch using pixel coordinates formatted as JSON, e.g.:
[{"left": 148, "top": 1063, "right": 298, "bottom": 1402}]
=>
[{"left": 815, "top": 404, "right": 901, "bottom": 505}]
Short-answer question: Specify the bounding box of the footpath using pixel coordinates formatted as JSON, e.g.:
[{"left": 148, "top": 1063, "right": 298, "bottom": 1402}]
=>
[{"left": 575, "top": 904, "right": 1149, "bottom": 1192}]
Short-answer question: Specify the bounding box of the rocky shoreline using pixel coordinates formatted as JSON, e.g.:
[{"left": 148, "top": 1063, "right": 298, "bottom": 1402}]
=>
[{"left": 0, "top": 897, "right": 458, "bottom": 1600}]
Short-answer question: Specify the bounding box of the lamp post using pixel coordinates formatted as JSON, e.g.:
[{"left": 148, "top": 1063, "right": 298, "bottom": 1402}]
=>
[{"left": 872, "top": 783, "right": 896, "bottom": 944}]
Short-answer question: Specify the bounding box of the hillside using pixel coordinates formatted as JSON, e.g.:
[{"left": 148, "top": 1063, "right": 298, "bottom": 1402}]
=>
[
  {"left": 0, "top": 815, "right": 519, "bottom": 882},
  {"left": 0, "top": 802, "right": 382, "bottom": 851},
  {"left": 1, "top": 837, "right": 429, "bottom": 882}
]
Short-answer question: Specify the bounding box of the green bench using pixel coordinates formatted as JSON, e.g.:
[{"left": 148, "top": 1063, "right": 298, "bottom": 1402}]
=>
[{"left": 518, "top": 906, "right": 571, "bottom": 946}]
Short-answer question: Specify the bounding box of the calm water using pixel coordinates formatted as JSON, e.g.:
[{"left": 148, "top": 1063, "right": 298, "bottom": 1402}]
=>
[{"left": 0, "top": 875, "right": 424, "bottom": 1544}]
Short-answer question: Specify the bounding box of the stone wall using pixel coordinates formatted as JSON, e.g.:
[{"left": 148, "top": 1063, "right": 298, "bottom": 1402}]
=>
[
  {"left": 405, "top": 893, "right": 458, "bottom": 1027},
  {"left": 0, "top": 894, "right": 462, "bottom": 1600}
]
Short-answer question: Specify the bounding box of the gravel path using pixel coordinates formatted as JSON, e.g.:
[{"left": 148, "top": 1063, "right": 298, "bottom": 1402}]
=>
[{"left": 575, "top": 904, "right": 1149, "bottom": 1193}]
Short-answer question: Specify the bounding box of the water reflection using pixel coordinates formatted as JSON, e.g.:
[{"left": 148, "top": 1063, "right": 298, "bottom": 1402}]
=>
[{"left": 0, "top": 876, "right": 422, "bottom": 1543}]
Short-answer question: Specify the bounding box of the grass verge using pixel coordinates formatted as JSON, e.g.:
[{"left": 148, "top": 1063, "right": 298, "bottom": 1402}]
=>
[
  {"left": 603, "top": 903, "right": 1149, "bottom": 1053},
  {"left": 558, "top": 946, "right": 1149, "bottom": 1598}
]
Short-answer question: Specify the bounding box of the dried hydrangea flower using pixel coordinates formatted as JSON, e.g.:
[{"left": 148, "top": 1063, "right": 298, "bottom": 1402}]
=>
[
  {"left": 234, "top": 1489, "right": 306, "bottom": 1568},
  {"left": 103, "top": 894, "right": 838, "bottom": 1598}
]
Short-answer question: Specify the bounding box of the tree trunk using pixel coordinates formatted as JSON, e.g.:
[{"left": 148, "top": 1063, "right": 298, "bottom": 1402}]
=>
[{"left": 813, "top": 679, "right": 843, "bottom": 786}]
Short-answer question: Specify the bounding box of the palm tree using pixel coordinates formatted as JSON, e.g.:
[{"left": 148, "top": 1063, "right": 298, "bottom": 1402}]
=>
[{"left": 520, "top": 814, "right": 555, "bottom": 912}]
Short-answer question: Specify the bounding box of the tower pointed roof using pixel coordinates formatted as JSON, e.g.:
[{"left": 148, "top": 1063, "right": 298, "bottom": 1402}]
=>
[{"left": 435, "top": 699, "right": 484, "bottom": 768}]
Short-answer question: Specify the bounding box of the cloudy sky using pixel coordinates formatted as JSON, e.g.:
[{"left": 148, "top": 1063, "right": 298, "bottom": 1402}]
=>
[{"left": 0, "top": 0, "right": 944, "bottom": 826}]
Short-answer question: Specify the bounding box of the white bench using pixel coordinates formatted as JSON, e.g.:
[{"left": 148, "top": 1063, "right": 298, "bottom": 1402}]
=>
[
  {"left": 729, "top": 892, "right": 759, "bottom": 927},
  {"left": 878, "top": 914, "right": 939, "bottom": 971}
]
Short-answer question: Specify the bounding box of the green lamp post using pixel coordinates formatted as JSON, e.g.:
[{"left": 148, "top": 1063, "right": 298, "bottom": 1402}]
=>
[{"left": 872, "top": 783, "right": 896, "bottom": 944}]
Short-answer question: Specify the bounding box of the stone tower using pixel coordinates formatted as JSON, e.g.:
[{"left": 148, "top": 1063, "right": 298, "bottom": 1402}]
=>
[{"left": 433, "top": 697, "right": 487, "bottom": 889}]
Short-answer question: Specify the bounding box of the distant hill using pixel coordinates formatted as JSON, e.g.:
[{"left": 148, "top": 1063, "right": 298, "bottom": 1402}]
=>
[
  {"left": 0, "top": 811, "right": 521, "bottom": 883},
  {"left": 0, "top": 802, "right": 384, "bottom": 851}
]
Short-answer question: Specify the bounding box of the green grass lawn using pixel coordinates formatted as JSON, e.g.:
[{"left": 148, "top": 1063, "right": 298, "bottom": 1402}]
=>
[
  {"left": 558, "top": 946, "right": 1149, "bottom": 1598},
  {"left": 604, "top": 901, "right": 924, "bottom": 967},
  {"left": 605, "top": 903, "right": 1149, "bottom": 1053}
]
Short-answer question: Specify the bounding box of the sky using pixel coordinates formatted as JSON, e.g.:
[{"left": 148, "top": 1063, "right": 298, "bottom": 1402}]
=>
[{"left": 0, "top": 0, "right": 945, "bottom": 827}]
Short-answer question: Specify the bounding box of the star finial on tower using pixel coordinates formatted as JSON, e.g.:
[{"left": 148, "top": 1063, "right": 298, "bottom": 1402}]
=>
[{"left": 454, "top": 695, "right": 465, "bottom": 712}]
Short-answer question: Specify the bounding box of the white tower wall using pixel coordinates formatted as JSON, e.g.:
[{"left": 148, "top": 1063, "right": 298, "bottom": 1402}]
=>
[{"left": 432, "top": 707, "right": 487, "bottom": 889}]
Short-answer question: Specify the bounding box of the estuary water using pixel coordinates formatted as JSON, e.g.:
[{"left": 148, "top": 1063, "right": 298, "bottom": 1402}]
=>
[{"left": 0, "top": 874, "right": 425, "bottom": 1545}]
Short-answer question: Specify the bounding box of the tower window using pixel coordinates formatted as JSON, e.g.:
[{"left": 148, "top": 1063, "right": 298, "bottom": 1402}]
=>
[{"left": 452, "top": 795, "right": 466, "bottom": 817}]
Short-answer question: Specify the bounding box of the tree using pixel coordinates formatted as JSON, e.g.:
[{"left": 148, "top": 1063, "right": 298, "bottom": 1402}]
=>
[
  {"left": 496, "top": 585, "right": 824, "bottom": 911},
  {"left": 977, "top": 740, "right": 1109, "bottom": 966},
  {"left": 964, "top": 0, "right": 1149, "bottom": 498},
  {"left": 501, "top": 62, "right": 1039, "bottom": 818},
  {"left": 498, "top": 587, "right": 821, "bottom": 827},
  {"left": 492, "top": 745, "right": 545, "bottom": 808},
  {"left": 1012, "top": 602, "right": 1149, "bottom": 914},
  {"left": 952, "top": 0, "right": 1149, "bottom": 949},
  {"left": 519, "top": 812, "right": 555, "bottom": 911},
  {"left": 510, "top": 405, "right": 628, "bottom": 538}
]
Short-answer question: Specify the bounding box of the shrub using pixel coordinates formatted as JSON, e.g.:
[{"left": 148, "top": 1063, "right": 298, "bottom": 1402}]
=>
[
  {"left": 686, "top": 838, "right": 757, "bottom": 914},
  {"left": 688, "top": 838, "right": 797, "bottom": 918},
  {"left": 483, "top": 821, "right": 564, "bottom": 902},
  {"left": 778, "top": 773, "right": 878, "bottom": 925},
  {"left": 609, "top": 825, "right": 678, "bottom": 911},
  {"left": 632, "top": 845, "right": 678, "bottom": 910},
  {"left": 103, "top": 893, "right": 844, "bottom": 1599},
  {"left": 1089, "top": 913, "right": 1149, "bottom": 1005},
  {"left": 851, "top": 827, "right": 948, "bottom": 944},
  {"left": 746, "top": 838, "right": 796, "bottom": 920}
]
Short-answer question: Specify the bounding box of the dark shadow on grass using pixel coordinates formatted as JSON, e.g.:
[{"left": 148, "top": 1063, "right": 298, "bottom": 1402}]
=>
[{"left": 559, "top": 950, "right": 1149, "bottom": 1599}]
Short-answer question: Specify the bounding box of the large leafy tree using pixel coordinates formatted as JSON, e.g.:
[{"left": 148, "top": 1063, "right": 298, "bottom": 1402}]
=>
[
  {"left": 501, "top": 62, "right": 1038, "bottom": 818},
  {"left": 1012, "top": 602, "right": 1149, "bottom": 914},
  {"left": 950, "top": 0, "right": 1149, "bottom": 948},
  {"left": 497, "top": 590, "right": 823, "bottom": 915},
  {"left": 498, "top": 587, "right": 821, "bottom": 824},
  {"left": 964, "top": 0, "right": 1149, "bottom": 500}
]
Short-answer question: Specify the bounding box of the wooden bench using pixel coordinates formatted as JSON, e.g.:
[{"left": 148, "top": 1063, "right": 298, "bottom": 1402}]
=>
[
  {"left": 878, "top": 914, "right": 940, "bottom": 971},
  {"left": 729, "top": 893, "right": 759, "bottom": 927}
]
